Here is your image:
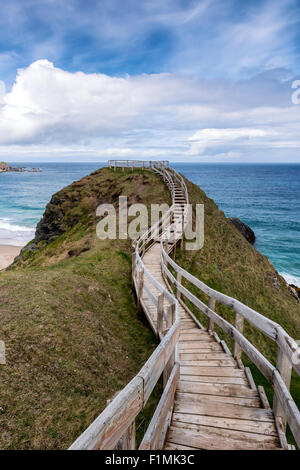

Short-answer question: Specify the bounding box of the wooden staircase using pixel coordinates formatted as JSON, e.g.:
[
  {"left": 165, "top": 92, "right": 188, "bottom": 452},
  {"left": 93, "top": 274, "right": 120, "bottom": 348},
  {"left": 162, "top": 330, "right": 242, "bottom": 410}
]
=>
[
  {"left": 69, "top": 160, "right": 300, "bottom": 451},
  {"left": 142, "top": 240, "right": 281, "bottom": 450}
]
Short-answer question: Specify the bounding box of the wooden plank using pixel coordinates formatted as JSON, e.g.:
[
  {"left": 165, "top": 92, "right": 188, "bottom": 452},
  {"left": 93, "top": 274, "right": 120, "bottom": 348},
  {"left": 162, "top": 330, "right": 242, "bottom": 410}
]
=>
[
  {"left": 180, "top": 328, "right": 209, "bottom": 335},
  {"left": 139, "top": 363, "right": 179, "bottom": 450},
  {"left": 172, "top": 412, "right": 278, "bottom": 436},
  {"left": 276, "top": 327, "right": 300, "bottom": 376},
  {"left": 173, "top": 400, "right": 275, "bottom": 422},
  {"left": 207, "top": 297, "right": 216, "bottom": 333},
  {"left": 179, "top": 359, "right": 236, "bottom": 367},
  {"left": 179, "top": 352, "right": 233, "bottom": 360},
  {"left": 179, "top": 333, "right": 213, "bottom": 342},
  {"left": 272, "top": 369, "right": 300, "bottom": 447},
  {"left": 140, "top": 323, "right": 179, "bottom": 403},
  {"left": 245, "top": 367, "right": 257, "bottom": 390},
  {"left": 175, "top": 391, "right": 261, "bottom": 408},
  {"left": 177, "top": 380, "right": 259, "bottom": 398},
  {"left": 164, "top": 442, "right": 198, "bottom": 450},
  {"left": 180, "top": 366, "right": 245, "bottom": 377},
  {"left": 177, "top": 297, "right": 205, "bottom": 330},
  {"left": 156, "top": 293, "right": 164, "bottom": 336},
  {"left": 166, "top": 427, "right": 279, "bottom": 450},
  {"left": 273, "top": 347, "right": 292, "bottom": 431},
  {"left": 258, "top": 385, "right": 271, "bottom": 409},
  {"left": 179, "top": 375, "right": 248, "bottom": 385},
  {"left": 275, "top": 417, "right": 289, "bottom": 450},
  {"left": 221, "top": 340, "right": 232, "bottom": 356},
  {"left": 171, "top": 421, "right": 280, "bottom": 446},
  {"left": 233, "top": 313, "right": 244, "bottom": 361},
  {"left": 180, "top": 325, "right": 197, "bottom": 331},
  {"left": 179, "top": 342, "right": 222, "bottom": 351}
]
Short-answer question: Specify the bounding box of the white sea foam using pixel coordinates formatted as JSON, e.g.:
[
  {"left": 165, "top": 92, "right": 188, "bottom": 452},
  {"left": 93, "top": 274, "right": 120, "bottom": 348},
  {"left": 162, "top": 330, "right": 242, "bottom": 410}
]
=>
[
  {"left": 0, "top": 219, "right": 35, "bottom": 246},
  {"left": 0, "top": 221, "right": 34, "bottom": 232},
  {"left": 280, "top": 272, "right": 300, "bottom": 288}
]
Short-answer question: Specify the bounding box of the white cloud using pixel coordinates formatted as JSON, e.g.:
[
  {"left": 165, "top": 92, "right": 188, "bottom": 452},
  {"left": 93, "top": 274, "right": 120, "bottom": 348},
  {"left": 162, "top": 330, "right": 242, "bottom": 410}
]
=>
[
  {"left": 188, "top": 128, "right": 270, "bottom": 155},
  {"left": 0, "top": 59, "right": 299, "bottom": 162}
]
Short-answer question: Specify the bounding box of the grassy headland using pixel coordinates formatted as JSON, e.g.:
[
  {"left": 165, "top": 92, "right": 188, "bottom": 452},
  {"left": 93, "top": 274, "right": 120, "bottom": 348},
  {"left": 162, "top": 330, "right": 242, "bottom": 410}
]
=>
[
  {"left": 0, "top": 167, "right": 299, "bottom": 448},
  {"left": 0, "top": 168, "right": 170, "bottom": 449}
]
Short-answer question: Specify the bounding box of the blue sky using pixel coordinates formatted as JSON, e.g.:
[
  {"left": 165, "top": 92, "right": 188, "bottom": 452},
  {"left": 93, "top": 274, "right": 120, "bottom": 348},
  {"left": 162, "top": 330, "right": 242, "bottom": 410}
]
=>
[{"left": 0, "top": 0, "right": 300, "bottom": 162}]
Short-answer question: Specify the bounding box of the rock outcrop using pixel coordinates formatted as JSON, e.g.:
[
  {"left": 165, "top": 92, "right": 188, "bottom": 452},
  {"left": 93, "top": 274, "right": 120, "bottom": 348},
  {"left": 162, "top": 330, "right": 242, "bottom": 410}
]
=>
[
  {"left": 228, "top": 217, "right": 256, "bottom": 244},
  {"left": 289, "top": 284, "right": 300, "bottom": 302},
  {"left": 0, "top": 161, "right": 40, "bottom": 172}
]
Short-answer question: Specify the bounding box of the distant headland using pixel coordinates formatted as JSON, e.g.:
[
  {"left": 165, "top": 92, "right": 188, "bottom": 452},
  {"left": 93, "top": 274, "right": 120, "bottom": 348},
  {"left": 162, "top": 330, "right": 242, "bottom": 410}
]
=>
[{"left": 0, "top": 161, "right": 41, "bottom": 173}]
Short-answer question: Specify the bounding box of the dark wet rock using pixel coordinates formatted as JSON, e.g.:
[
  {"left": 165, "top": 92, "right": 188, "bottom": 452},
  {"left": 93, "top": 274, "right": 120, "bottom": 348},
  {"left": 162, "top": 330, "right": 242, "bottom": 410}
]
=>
[
  {"left": 229, "top": 217, "right": 256, "bottom": 244},
  {"left": 289, "top": 284, "right": 300, "bottom": 302}
]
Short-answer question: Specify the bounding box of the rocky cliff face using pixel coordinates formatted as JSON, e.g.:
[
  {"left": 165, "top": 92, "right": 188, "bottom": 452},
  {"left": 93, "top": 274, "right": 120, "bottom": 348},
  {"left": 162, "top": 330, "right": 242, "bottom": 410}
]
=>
[
  {"left": 17, "top": 167, "right": 171, "bottom": 263},
  {"left": 228, "top": 217, "right": 256, "bottom": 244}
]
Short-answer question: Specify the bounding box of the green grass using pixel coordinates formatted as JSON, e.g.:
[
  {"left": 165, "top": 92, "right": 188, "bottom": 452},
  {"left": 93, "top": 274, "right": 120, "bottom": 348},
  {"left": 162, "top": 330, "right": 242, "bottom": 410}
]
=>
[
  {"left": 0, "top": 167, "right": 171, "bottom": 449},
  {"left": 1, "top": 166, "right": 299, "bottom": 449}
]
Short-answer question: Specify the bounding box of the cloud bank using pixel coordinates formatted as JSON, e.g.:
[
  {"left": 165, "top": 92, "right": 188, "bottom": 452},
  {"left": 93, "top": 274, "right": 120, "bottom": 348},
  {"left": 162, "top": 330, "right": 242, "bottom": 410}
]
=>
[{"left": 0, "top": 60, "right": 299, "bottom": 161}]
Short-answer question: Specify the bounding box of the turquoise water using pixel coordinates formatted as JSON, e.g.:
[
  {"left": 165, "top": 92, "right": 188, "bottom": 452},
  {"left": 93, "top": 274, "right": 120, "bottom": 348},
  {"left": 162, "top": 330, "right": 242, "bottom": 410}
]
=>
[{"left": 0, "top": 162, "right": 299, "bottom": 286}]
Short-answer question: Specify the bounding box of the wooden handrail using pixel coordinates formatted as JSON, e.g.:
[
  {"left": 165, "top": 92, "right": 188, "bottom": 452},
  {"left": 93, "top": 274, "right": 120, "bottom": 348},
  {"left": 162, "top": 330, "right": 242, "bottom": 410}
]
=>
[
  {"left": 161, "top": 246, "right": 300, "bottom": 376},
  {"left": 161, "top": 243, "right": 300, "bottom": 447}
]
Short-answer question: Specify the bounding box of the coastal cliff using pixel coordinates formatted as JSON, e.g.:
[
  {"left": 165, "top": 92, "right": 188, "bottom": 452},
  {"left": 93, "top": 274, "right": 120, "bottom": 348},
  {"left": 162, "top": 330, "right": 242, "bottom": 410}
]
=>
[{"left": 0, "top": 167, "right": 299, "bottom": 449}]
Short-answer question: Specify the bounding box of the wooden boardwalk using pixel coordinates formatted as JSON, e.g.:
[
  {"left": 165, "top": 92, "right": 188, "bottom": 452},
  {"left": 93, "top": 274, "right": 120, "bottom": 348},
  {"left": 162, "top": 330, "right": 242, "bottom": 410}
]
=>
[
  {"left": 143, "top": 242, "right": 281, "bottom": 450},
  {"left": 70, "top": 161, "right": 300, "bottom": 451}
]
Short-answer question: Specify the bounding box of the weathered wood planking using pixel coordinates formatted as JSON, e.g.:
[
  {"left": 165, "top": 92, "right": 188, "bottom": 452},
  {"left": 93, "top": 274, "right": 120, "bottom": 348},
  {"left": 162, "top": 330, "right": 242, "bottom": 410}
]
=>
[
  {"left": 139, "top": 363, "right": 180, "bottom": 450},
  {"left": 70, "top": 161, "right": 299, "bottom": 451}
]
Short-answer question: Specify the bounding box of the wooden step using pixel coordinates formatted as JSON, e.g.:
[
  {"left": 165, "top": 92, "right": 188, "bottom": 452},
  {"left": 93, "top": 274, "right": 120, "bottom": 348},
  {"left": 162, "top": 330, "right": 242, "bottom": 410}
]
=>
[
  {"left": 177, "top": 380, "right": 259, "bottom": 398},
  {"left": 166, "top": 426, "right": 280, "bottom": 450},
  {"left": 180, "top": 366, "right": 245, "bottom": 377},
  {"left": 179, "top": 375, "right": 249, "bottom": 386},
  {"left": 175, "top": 391, "right": 261, "bottom": 408},
  {"left": 171, "top": 420, "right": 279, "bottom": 445},
  {"left": 179, "top": 342, "right": 223, "bottom": 351},
  {"left": 179, "top": 359, "right": 236, "bottom": 367},
  {"left": 172, "top": 412, "right": 278, "bottom": 436},
  {"left": 173, "top": 400, "right": 275, "bottom": 422},
  {"left": 179, "top": 352, "right": 231, "bottom": 361}
]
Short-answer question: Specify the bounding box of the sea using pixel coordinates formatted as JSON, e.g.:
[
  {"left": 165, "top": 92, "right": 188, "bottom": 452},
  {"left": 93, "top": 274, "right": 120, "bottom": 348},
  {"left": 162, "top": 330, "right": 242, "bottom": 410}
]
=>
[{"left": 0, "top": 162, "right": 299, "bottom": 287}]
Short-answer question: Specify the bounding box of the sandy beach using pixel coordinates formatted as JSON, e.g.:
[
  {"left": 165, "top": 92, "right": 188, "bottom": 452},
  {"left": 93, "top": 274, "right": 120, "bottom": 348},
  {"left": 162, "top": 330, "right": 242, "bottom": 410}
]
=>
[{"left": 0, "top": 245, "right": 23, "bottom": 270}]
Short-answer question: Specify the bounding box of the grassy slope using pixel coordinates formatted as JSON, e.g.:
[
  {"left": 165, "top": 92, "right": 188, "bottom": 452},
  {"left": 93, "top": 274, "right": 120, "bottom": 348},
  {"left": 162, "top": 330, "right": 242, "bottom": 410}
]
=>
[
  {"left": 175, "top": 176, "right": 300, "bottom": 443},
  {"left": 0, "top": 168, "right": 171, "bottom": 449},
  {"left": 1, "top": 167, "right": 299, "bottom": 448}
]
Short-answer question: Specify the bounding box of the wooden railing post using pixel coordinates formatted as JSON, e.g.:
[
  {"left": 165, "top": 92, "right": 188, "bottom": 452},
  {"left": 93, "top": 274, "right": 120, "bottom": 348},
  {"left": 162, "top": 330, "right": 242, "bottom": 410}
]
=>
[
  {"left": 207, "top": 297, "right": 216, "bottom": 333},
  {"left": 157, "top": 293, "right": 164, "bottom": 336},
  {"left": 137, "top": 268, "right": 144, "bottom": 310},
  {"left": 132, "top": 252, "right": 136, "bottom": 280},
  {"left": 233, "top": 313, "right": 244, "bottom": 362},
  {"left": 180, "top": 215, "right": 184, "bottom": 250},
  {"left": 163, "top": 303, "right": 175, "bottom": 388},
  {"left": 273, "top": 347, "right": 292, "bottom": 432},
  {"left": 107, "top": 393, "right": 136, "bottom": 450},
  {"left": 176, "top": 272, "right": 182, "bottom": 300}
]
